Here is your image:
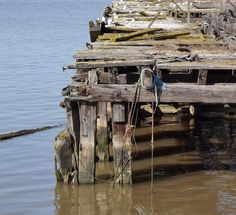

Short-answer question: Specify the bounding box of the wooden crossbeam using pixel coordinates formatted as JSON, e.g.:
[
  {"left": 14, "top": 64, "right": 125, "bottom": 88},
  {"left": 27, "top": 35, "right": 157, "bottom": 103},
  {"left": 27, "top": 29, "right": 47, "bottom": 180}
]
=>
[
  {"left": 156, "top": 60, "right": 236, "bottom": 70},
  {"left": 67, "top": 83, "right": 236, "bottom": 104},
  {"left": 75, "top": 59, "right": 155, "bottom": 69}
]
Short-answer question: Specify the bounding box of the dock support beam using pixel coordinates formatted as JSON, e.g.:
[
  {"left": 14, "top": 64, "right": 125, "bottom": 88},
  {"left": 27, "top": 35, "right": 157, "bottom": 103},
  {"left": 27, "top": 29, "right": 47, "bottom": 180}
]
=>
[
  {"left": 97, "top": 102, "right": 110, "bottom": 161},
  {"left": 112, "top": 74, "right": 132, "bottom": 184},
  {"left": 79, "top": 102, "right": 97, "bottom": 184},
  {"left": 88, "top": 69, "right": 110, "bottom": 161},
  {"left": 198, "top": 69, "right": 208, "bottom": 85},
  {"left": 65, "top": 100, "right": 80, "bottom": 184}
]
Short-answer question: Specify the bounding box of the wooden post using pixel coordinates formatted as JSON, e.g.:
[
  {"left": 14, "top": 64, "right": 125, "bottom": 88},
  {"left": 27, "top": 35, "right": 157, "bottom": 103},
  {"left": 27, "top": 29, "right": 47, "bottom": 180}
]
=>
[
  {"left": 65, "top": 100, "right": 80, "bottom": 184},
  {"left": 112, "top": 74, "right": 132, "bottom": 184},
  {"left": 187, "top": 0, "right": 190, "bottom": 24},
  {"left": 79, "top": 102, "right": 97, "bottom": 184},
  {"left": 197, "top": 69, "right": 208, "bottom": 85},
  {"left": 97, "top": 102, "right": 110, "bottom": 161},
  {"left": 89, "top": 20, "right": 101, "bottom": 42},
  {"left": 88, "top": 69, "right": 110, "bottom": 162}
]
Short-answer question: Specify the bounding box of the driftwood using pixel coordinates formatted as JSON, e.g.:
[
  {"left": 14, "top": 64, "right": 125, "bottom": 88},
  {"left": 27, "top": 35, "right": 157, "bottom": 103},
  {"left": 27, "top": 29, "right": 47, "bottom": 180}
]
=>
[{"left": 0, "top": 125, "right": 62, "bottom": 141}]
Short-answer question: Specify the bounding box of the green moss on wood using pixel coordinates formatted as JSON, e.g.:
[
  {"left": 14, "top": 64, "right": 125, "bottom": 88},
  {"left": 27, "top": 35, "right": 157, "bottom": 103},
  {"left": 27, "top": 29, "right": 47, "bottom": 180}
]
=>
[{"left": 110, "top": 28, "right": 163, "bottom": 42}]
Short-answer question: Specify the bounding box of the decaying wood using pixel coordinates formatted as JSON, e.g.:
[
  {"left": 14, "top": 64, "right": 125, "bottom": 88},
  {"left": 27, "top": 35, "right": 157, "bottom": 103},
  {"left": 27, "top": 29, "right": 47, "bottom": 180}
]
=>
[
  {"left": 76, "top": 59, "right": 155, "bottom": 69},
  {"left": 156, "top": 60, "right": 236, "bottom": 70},
  {"left": 68, "top": 101, "right": 80, "bottom": 184},
  {"left": 110, "top": 28, "right": 163, "bottom": 42},
  {"left": 197, "top": 69, "right": 208, "bottom": 85},
  {"left": 112, "top": 74, "right": 132, "bottom": 184},
  {"left": 68, "top": 83, "right": 236, "bottom": 104},
  {"left": 54, "top": 128, "right": 73, "bottom": 183},
  {"left": 129, "top": 30, "right": 190, "bottom": 41},
  {"left": 79, "top": 102, "right": 97, "bottom": 184},
  {"left": 0, "top": 125, "right": 61, "bottom": 141},
  {"left": 97, "top": 102, "right": 110, "bottom": 161},
  {"left": 88, "top": 69, "right": 110, "bottom": 162},
  {"left": 57, "top": 0, "right": 236, "bottom": 185}
]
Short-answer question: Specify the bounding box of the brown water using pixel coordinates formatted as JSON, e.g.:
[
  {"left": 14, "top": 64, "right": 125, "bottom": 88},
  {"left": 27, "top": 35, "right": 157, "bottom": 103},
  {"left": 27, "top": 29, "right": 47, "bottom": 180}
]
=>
[{"left": 1, "top": 115, "right": 236, "bottom": 215}]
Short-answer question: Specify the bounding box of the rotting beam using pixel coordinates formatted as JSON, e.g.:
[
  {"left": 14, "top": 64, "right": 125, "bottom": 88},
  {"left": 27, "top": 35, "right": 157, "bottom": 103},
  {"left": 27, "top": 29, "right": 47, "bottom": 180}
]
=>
[{"left": 68, "top": 83, "right": 236, "bottom": 104}]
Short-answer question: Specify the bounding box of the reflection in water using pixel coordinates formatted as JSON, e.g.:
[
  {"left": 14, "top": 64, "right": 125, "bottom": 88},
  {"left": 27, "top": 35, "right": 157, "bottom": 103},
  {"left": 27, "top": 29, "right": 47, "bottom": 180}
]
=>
[
  {"left": 54, "top": 116, "right": 236, "bottom": 215},
  {"left": 54, "top": 183, "right": 133, "bottom": 215}
]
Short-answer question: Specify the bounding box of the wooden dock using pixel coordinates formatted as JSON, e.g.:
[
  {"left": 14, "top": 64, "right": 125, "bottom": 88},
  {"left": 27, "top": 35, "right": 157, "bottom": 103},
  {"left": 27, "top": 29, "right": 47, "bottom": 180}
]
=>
[{"left": 55, "top": 0, "right": 236, "bottom": 185}]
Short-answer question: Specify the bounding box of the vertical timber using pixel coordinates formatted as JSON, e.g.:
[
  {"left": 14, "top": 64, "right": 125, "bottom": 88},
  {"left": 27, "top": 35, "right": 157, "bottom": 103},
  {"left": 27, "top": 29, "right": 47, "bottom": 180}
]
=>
[
  {"left": 112, "top": 74, "right": 132, "bottom": 184},
  {"left": 65, "top": 100, "right": 80, "bottom": 184},
  {"left": 88, "top": 69, "right": 110, "bottom": 162},
  {"left": 198, "top": 69, "right": 208, "bottom": 85},
  {"left": 97, "top": 102, "right": 110, "bottom": 161},
  {"left": 79, "top": 102, "right": 97, "bottom": 184}
]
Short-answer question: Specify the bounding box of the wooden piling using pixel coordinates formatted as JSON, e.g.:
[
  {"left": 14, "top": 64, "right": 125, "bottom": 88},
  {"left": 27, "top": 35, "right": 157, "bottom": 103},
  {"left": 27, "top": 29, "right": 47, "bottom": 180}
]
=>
[
  {"left": 97, "top": 102, "right": 110, "bottom": 161},
  {"left": 88, "top": 69, "right": 110, "bottom": 162},
  {"left": 198, "top": 69, "right": 208, "bottom": 85},
  {"left": 79, "top": 102, "right": 97, "bottom": 184},
  {"left": 112, "top": 74, "right": 132, "bottom": 184},
  {"left": 65, "top": 100, "right": 80, "bottom": 184}
]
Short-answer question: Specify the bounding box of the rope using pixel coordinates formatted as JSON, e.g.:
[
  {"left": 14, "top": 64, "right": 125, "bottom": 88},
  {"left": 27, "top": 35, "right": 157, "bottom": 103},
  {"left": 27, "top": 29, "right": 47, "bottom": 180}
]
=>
[
  {"left": 140, "top": 67, "right": 167, "bottom": 106},
  {"left": 151, "top": 101, "right": 154, "bottom": 192},
  {"left": 140, "top": 67, "right": 165, "bottom": 191}
]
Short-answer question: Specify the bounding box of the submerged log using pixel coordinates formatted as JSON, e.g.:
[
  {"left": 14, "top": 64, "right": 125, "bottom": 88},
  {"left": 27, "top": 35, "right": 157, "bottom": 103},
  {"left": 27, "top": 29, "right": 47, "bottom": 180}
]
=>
[{"left": 0, "top": 125, "right": 61, "bottom": 141}]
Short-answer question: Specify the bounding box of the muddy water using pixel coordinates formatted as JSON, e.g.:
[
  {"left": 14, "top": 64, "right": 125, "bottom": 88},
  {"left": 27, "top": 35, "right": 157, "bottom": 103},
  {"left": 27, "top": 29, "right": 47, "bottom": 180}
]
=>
[
  {"left": 0, "top": 116, "right": 235, "bottom": 214},
  {"left": 2, "top": 0, "right": 236, "bottom": 214},
  {"left": 54, "top": 116, "right": 236, "bottom": 215}
]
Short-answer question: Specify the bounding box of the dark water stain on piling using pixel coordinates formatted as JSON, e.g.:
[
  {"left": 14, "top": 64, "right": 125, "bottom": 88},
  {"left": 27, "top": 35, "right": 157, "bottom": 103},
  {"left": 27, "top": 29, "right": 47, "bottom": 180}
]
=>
[{"left": 54, "top": 115, "right": 236, "bottom": 215}]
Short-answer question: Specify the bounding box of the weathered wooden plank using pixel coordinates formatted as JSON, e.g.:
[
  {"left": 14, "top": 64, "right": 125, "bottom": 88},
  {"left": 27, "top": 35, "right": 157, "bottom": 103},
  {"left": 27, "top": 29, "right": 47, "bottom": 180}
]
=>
[
  {"left": 76, "top": 59, "right": 155, "bottom": 69},
  {"left": 112, "top": 74, "right": 132, "bottom": 184},
  {"left": 68, "top": 83, "right": 236, "bottom": 104},
  {"left": 97, "top": 102, "right": 110, "bottom": 161},
  {"left": 74, "top": 50, "right": 152, "bottom": 61},
  {"left": 88, "top": 69, "right": 110, "bottom": 162},
  {"left": 64, "top": 100, "right": 80, "bottom": 184},
  {"left": 129, "top": 31, "right": 190, "bottom": 41},
  {"left": 91, "top": 38, "right": 222, "bottom": 47},
  {"left": 110, "top": 28, "right": 163, "bottom": 42},
  {"left": 156, "top": 60, "right": 236, "bottom": 70},
  {"left": 79, "top": 102, "right": 97, "bottom": 184}
]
